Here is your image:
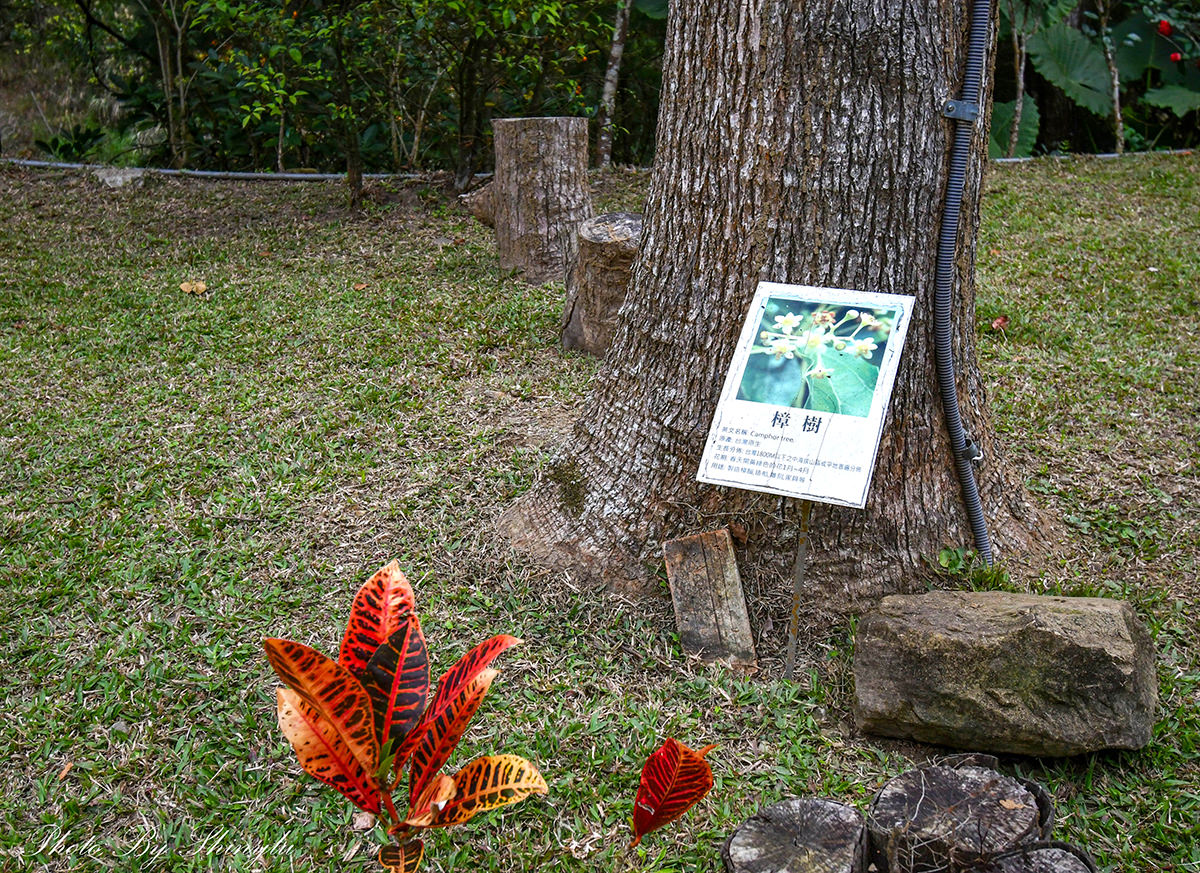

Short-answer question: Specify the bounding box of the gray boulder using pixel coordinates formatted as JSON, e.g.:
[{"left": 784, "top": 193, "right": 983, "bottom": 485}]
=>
[{"left": 853, "top": 591, "right": 1157, "bottom": 756}]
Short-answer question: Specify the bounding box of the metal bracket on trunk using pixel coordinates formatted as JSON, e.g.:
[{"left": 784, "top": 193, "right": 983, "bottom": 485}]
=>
[{"left": 942, "top": 100, "right": 980, "bottom": 122}]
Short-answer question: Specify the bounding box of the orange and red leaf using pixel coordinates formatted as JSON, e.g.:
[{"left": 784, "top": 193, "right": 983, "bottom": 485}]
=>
[
  {"left": 404, "top": 773, "right": 457, "bottom": 827},
  {"left": 393, "top": 635, "right": 520, "bottom": 766},
  {"left": 408, "top": 668, "right": 497, "bottom": 808},
  {"left": 427, "top": 635, "right": 521, "bottom": 715},
  {"left": 361, "top": 617, "right": 430, "bottom": 756},
  {"left": 630, "top": 738, "right": 716, "bottom": 847},
  {"left": 339, "top": 561, "right": 417, "bottom": 676},
  {"left": 378, "top": 839, "right": 424, "bottom": 873},
  {"left": 263, "top": 637, "right": 379, "bottom": 775},
  {"left": 276, "top": 688, "right": 381, "bottom": 814},
  {"left": 427, "top": 754, "right": 548, "bottom": 828}
]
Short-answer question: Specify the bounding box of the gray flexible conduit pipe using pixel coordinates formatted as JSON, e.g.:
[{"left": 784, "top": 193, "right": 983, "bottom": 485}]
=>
[{"left": 935, "top": 0, "right": 995, "bottom": 565}]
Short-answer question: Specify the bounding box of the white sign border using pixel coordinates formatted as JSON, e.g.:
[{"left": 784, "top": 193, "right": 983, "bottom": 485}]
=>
[{"left": 696, "top": 281, "right": 916, "bottom": 508}]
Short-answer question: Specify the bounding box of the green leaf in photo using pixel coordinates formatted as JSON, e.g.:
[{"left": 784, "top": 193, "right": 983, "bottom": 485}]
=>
[
  {"left": 1028, "top": 22, "right": 1112, "bottom": 117},
  {"left": 1142, "top": 86, "right": 1200, "bottom": 118},
  {"left": 989, "top": 96, "right": 1040, "bottom": 158},
  {"left": 810, "top": 353, "right": 880, "bottom": 418}
]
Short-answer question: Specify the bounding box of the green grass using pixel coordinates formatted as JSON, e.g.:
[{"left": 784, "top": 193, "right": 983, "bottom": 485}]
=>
[{"left": 1, "top": 156, "right": 1197, "bottom": 872}]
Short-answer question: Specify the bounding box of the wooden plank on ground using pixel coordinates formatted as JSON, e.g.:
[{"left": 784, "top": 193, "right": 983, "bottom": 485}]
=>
[{"left": 663, "top": 528, "right": 757, "bottom": 668}]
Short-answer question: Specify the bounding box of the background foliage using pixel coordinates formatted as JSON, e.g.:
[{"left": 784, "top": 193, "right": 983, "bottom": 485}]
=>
[
  {"left": 0, "top": 0, "right": 666, "bottom": 176},
  {"left": 3, "top": 1, "right": 1194, "bottom": 173}
]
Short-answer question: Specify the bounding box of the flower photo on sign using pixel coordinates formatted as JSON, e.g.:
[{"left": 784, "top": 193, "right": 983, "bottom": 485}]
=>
[{"left": 735, "top": 297, "right": 897, "bottom": 418}]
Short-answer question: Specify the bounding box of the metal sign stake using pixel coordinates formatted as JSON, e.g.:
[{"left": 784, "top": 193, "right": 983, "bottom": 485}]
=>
[{"left": 784, "top": 499, "right": 814, "bottom": 681}]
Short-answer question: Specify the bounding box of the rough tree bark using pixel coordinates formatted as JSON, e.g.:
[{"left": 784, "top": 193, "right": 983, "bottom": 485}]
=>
[
  {"left": 560, "top": 211, "right": 643, "bottom": 354},
  {"left": 492, "top": 117, "right": 593, "bottom": 284},
  {"left": 501, "top": 0, "right": 1044, "bottom": 614}
]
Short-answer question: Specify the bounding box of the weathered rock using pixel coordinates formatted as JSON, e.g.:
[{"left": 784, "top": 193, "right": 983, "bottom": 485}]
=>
[
  {"left": 853, "top": 591, "right": 1157, "bottom": 756},
  {"left": 723, "top": 797, "right": 867, "bottom": 873}
]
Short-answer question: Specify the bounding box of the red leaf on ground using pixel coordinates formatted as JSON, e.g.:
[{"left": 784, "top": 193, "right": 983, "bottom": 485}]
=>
[
  {"left": 990, "top": 315, "right": 1011, "bottom": 331},
  {"left": 379, "top": 839, "right": 424, "bottom": 873},
  {"left": 630, "top": 738, "right": 716, "bottom": 847}
]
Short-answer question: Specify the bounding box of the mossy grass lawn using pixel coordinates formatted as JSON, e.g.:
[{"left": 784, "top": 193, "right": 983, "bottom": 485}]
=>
[{"left": 2, "top": 156, "right": 1197, "bottom": 872}]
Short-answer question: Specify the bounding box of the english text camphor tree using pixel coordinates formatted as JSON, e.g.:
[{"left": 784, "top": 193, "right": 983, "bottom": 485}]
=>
[{"left": 503, "top": 0, "right": 1045, "bottom": 614}]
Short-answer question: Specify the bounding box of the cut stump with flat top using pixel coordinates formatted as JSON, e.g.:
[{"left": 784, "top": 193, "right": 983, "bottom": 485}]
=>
[
  {"left": 560, "top": 211, "right": 643, "bottom": 355},
  {"left": 491, "top": 116, "right": 592, "bottom": 284},
  {"left": 663, "top": 528, "right": 757, "bottom": 668},
  {"left": 970, "top": 843, "right": 1097, "bottom": 873},
  {"left": 722, "top": 797, "right": 867, "bottom": 873},
  {"left": 867, "top": 765, "right": 1042, "bottom": 873}
]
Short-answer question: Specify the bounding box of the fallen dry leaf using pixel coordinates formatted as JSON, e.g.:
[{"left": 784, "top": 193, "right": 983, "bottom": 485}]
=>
[
  {"left": 180, "top": 281, "right": 207, "bottom": 295},
  {"left": 351, "top": 811, "right": 376, "bottom": 831},
  {"left": 353, "top": 282, "right": 368, "bottom": 291},
  {"left": 998, "top": 798, "right": 1026, "bottom": 810},
  {"left": 990, "top": 315, "right": 1010, "bottom": 331},
  {"left": 57, "top": 761, "right": 74, "bottom": 781}
]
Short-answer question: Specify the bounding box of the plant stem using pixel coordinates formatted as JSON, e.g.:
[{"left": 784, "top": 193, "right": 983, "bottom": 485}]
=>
[{"left": 382, "top": 790, "right": 402, "bottom": 828}]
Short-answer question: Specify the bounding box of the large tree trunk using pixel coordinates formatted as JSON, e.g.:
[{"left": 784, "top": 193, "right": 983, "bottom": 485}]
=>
[{"left": 501, "top": 0, "right": 1044, "bottom": 616}]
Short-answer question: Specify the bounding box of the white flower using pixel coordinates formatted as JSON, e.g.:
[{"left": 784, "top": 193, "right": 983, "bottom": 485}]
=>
[
  {"left": 770, "top": 338, "right": 795, "bottom": 359},
  {"left": 851, "top": 338, "right": 879, "bottom": 358},
  {"left": 797, "top": 328, "right": 829, "bottom": 355},
  {"left": 773, "top": 312, "right": 803, "bottom": 333}
]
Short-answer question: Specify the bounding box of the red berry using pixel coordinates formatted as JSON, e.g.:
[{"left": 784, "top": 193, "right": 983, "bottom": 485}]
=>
[
  {"left": 1170, "top": 51, "right": 1183, "bottom": 62},
  {"left": 1158, "top": 19, "right": 1173, "bottom": 36}
]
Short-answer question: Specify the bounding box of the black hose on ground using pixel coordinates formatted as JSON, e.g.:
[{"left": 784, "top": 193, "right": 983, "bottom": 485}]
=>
[{"left": 934, "top": 0, "right": 995, "bottom": 566}]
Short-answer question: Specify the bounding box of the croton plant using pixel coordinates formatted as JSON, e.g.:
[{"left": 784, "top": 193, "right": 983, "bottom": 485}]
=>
[{"left": 263, "top": 561, "right": 547, "bottom": 872}]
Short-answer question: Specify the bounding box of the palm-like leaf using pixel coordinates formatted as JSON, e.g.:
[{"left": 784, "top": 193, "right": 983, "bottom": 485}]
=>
[
  {"left": 340, "top": 561, "right": 417, "bottom": 676},
  {"left": 362, "top": 617, "right": 429, "bottom": 758},
  {"left": 263, "top": 637, "right": 378, "bottom": 775},
  {"left": 630, "top": 738, "right": 716, "bottom": 847},
  {"left": 408, "top": 668, "right": 497, "bottom": 807},
  {"left": 276, "top": 688, "right": 381, "bottom": 814},
  {"left": 426, "top": 754, "right": 548, "bottom": 828}
]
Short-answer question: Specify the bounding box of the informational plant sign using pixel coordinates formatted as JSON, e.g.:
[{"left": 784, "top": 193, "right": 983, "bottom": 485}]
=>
[{"left": 697, "top": 282, "right": 915, "bottom": 508}]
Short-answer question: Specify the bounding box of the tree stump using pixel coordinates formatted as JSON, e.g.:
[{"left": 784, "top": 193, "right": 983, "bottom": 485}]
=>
[
  {"left": 969, "top": 843, "right": 1097, "bottom": 873},
  {"left": 722, "top": 798, "right": 867, "bottom": 873},
  {"left": 491, "top": 116, "right": 592, "bottom": 284},
  {"left": 867, "top": 766, "right": 1043, "bottom": 872},
  {"left": 460, "top": 180, "right": 495, "bottom": 227},
  {"left": 560, "top": 211, "right": 643, "bottom": 355}
]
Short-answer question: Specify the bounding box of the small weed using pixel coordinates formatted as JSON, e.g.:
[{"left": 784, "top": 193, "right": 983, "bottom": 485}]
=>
[
  {"left": 1064, "top": 506, "right": 1161, "bottom": 559},
  {"left": 928, "top": 548, "right": 1018, "bottom": 592}
]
